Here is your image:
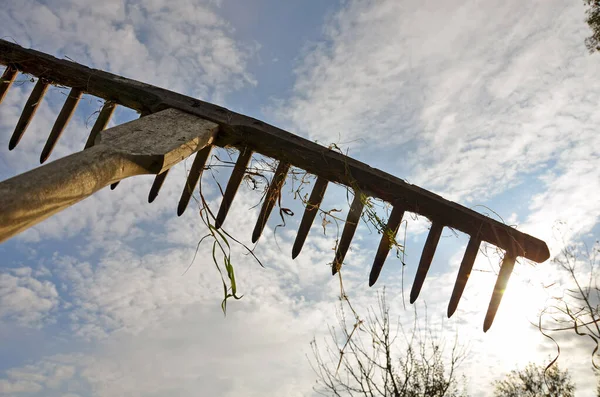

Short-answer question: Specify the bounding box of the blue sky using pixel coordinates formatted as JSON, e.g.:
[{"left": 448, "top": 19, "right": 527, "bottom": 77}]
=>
[{"left": 1, "top": 0, "right": 599, "bottom": 396}]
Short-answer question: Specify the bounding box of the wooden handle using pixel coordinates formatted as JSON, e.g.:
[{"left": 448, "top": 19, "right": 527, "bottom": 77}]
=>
[{"left": 0, "top": 145, "right": 150, "bottom": 242}]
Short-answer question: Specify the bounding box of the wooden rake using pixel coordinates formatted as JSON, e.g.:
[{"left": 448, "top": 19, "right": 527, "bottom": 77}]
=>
[{"left": 0, "top": 40, "right": 550, "bottom": 331}]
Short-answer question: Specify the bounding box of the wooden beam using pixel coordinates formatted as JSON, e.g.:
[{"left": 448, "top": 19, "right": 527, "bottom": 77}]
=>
[{"left": 0, "top": 40, "right": 549, "bottom": 262}]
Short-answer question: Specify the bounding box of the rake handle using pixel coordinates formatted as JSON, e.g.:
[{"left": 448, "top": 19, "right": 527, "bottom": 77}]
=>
[{"left": 0, "top": 145, "right": 153, "bottom": 242}]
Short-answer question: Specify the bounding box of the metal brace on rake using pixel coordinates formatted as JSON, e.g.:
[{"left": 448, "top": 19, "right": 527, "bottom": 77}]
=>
[{"left": 0, "top": 40, "right": 550, "bottom": 331}]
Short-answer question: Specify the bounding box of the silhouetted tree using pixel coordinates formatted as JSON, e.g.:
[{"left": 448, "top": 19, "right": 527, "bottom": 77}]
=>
[
  {"left": 493, "top": 362, "right": 575, "bottom": 397},
  {"left": 539, "top": 241, "right": 599, "bottom": 368},
  {"left": 310, "top": 292, "right": 468, "bottom": 397},
  {"left": 584, "top": 0, "right": 600, "bottom": 53}
]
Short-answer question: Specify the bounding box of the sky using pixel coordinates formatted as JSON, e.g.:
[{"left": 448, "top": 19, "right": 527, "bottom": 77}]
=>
[{"left": 0, "top": 0, "right": 599, "bottom": 396}]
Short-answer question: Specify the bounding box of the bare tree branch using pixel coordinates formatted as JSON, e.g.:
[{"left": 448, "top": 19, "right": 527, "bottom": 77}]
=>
[{"left": 310, "top": 290, "right": 467, "bottom": 397}]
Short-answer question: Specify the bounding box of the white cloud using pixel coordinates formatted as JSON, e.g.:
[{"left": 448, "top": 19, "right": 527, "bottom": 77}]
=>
[
  {"left": 0, "top": 0, "right": 256, "bottom": 103},
  {"left": 0, "top": 187, "right": 352, "bottom": 396},
  {"left": 0, "top": 379, "right": 43, "bottom": 395},
  {"left": 0, "top": 355, "right": 81, "bottom": 396},
  {"left": 0, "top": 267, "right": 59, "bottom": 327},
  {"left": 267, "top": 1, "right": 600, "bottom": 394},
  {"left": 271, "top": 0, "right": 600, "bottom": 229},
  {"left": 43, "top": 184, "right": 344, "bottom": 338},
  {"left": 523, "top": 146, "right": 600, "bottom": 254},
  {"left": 1, "top": 0, "right": 599, "bottom": 396}
]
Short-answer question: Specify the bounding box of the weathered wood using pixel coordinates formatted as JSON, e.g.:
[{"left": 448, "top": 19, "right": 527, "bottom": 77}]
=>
[
  {"left": 251, "top": 161, "right": 290, "bottom": 243},
  {"left": 0, "top": 66, "right": 18, "bottom": 104},
  {"left": 9, "top": 78, "right": 49, "bottom": 150},
  {"left": 332, "top": 192, "right": 365, "bottom": 275},
  {"left": 410, "top": 222, "right": 444, "bottom": 303},
  {"left": 0, "top": 108, "right": 218, "bottom": 243},
  {"left": 148, "top": 170, "right": 169, "bottom": 203},
  {"left": 40, "top": 87, "right": 83, "bottom": 163},
  {"left": 292, "top": 176, "right": 328, "bottom": 259},
  {"left": 215, "top": 148, "right": 253, "bottom": 229},
  {"left": 484, "top": 252, "right": 516, "bottom": 332},
  {"left": 0, "top": 40, "right": 549, "bottom": 263},
  {"left": 369, "top": 205, "right": 405, "bottom": 286},
  {"left": 84, "top": 100, "right": 115, "bottom": 149},
  {"left": 447, "top": 237, "right": 481, "bottom": 318},
  {"left": 177, "top": 146, "right": 212, "bottom": 215}
]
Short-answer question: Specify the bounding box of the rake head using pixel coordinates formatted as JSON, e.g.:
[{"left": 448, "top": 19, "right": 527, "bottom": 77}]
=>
[{"left": 0, "top": 40, "right": 550, "bottom": 331}]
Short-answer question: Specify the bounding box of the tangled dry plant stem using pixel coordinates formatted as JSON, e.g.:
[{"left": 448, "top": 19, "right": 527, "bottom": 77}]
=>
[{"left": 184, "top": 143, "right": 411, "bottom": 315}]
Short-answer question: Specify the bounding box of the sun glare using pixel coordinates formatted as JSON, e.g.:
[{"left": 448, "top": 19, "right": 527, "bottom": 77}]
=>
[{"left": 482, "top": 262, "right": 556, "bottom": 365}]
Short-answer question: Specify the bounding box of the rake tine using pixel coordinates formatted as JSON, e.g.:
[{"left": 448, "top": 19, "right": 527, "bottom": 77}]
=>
[
  {"left": 483, "top": 252, "right": 517, "bottom": 332},
  {"left": 84, "top": 101, "right": 115, "bottom": 149},
  {"left": 84, "top": 101, "right": 117, "bottom": 189},
  {"left": 9, "top": 78, "right": 49, "bottom": 150},
  {"left": 368, "top": 205, "right": 405, "bottom": 286},
  {"left": 292, "top": 176, "right": 328, "bottom": 259},
  {"left": 447, "top": 236, "right": 481, "bottom": 318},
  {"left": 177, "top": 146, "right": 213, "bottom": 215},
  {"left": 332, "top": 192, "right": 365, "bottom": 275},
  {"left": 148, "top": 169, "right": 169, "bottom": 203},
  {"left": 409, "top": 222, "right": 444, "bottom": 303},
  {"left": 214, "top": 147, "right": 253, "bottom": 229},
  {"left": 0, "top": 66, "right": 18, "bottom": 104},
  {"left": 251, "top": 161, "right": 290, "bottom": 243},
  {"left": 40, "top": 88, "right": 83, "bottom": 163}
]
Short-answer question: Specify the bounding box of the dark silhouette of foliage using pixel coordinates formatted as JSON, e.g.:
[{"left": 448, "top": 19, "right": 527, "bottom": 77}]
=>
[
  {"left": 493, "top": 362, "right": 575, "bottom": 397},
  {"left": 584, "top": 0, "right": 600, "bottom": 53}
]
